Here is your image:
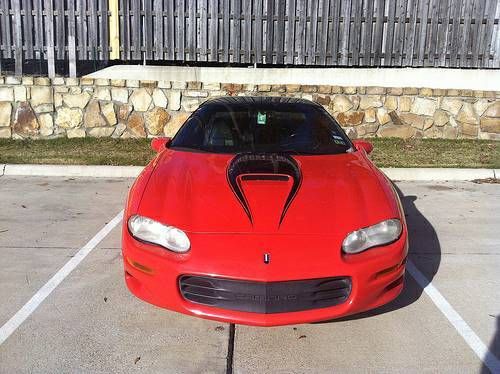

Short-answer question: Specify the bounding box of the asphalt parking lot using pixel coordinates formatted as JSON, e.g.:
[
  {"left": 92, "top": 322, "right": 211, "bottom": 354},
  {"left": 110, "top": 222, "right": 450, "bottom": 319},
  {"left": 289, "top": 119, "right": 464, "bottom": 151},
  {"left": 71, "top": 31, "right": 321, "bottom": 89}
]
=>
[{"left": 0, "top": 176, "right": 498, "bottom": 373}]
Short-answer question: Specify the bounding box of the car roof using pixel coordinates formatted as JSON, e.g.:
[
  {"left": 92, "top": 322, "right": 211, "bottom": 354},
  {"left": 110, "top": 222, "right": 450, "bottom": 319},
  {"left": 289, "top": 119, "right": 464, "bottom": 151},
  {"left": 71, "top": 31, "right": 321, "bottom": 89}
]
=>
[{"left": 200, "top": 96, "right": 320, "bottom": 108}]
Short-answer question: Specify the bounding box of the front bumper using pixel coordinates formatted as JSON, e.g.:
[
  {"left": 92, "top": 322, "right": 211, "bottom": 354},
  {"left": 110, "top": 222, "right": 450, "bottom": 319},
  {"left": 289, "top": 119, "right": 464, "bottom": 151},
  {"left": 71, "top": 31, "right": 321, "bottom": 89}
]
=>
[{"left": 122, "top": 230, "right": 408, "bottom": 327}]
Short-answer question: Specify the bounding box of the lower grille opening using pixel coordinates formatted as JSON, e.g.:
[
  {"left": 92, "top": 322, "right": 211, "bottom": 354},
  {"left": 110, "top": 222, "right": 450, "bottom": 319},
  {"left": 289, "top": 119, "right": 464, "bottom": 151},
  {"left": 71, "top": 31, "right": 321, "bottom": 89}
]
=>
[
  {"left": 384, "top": 274, "right": 405, "bottom": 292},
  {"left": 179, "top": 275, "right": 351, "bottom": 314}
]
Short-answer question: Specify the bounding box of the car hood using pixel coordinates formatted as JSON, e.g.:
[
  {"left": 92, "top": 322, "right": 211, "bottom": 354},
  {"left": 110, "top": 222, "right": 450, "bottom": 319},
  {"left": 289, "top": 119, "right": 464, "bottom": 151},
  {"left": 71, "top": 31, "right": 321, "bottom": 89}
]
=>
[{"left": 137, "top": 149, "right": 401, "bottom": 236}]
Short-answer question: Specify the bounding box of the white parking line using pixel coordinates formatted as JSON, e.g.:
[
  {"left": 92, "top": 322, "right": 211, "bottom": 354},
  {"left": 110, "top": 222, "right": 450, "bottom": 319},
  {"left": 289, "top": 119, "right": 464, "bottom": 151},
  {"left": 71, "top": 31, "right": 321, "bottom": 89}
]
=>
[
  {"left": 407, "top": 260, "right": 500, "bottom": 373},
  {"left": 0, "top": 210, "right": 124, "bottom": 346}
]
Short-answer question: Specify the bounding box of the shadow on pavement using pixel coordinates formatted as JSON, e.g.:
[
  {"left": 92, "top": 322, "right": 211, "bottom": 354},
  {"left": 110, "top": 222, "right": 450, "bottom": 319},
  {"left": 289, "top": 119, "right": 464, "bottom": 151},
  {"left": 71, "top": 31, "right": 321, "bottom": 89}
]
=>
[
  {"left": 317, "top": 184, "right": 441, "bottom": 322},
  {"left": 481, "top": 316, "right": 500, "bottom": 374}
]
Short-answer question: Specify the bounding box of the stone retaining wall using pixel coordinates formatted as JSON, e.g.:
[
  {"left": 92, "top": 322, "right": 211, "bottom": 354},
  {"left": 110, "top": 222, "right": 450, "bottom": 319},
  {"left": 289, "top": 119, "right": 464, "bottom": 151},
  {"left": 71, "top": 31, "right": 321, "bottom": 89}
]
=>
[{"left": 0, "top": 76, "right": 499, "bottom": 140}]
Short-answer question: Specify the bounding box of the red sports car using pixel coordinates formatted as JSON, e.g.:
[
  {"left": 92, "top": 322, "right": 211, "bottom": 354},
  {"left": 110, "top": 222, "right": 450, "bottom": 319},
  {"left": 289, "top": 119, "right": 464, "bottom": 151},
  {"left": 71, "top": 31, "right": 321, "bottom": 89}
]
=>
[{"left": 122, "top": 97, "right": 408, "bottom": 326}]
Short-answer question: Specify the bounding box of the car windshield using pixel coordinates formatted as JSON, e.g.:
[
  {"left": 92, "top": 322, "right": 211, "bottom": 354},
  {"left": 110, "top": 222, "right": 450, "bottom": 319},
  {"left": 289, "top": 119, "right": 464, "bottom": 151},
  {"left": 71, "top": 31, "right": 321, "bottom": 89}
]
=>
[{"left": 170, "top": 98, "right": 353, "bottom": 155}]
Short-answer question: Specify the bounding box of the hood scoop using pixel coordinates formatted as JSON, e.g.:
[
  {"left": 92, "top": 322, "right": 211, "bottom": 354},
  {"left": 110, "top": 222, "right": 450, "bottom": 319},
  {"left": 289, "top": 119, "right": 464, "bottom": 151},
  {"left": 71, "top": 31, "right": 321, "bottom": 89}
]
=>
[{"left": 227, "top": 153, "right": 302, "bottom": 229}]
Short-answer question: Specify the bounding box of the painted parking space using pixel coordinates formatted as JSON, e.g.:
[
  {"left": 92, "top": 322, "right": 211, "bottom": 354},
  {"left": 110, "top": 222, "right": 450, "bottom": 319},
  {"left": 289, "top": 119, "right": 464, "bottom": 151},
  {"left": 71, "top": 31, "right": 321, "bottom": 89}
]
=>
[
  {"left": 0, "top": 177, "right": 498, "bottom": 373},
  {"left": 0, "top": 177, "right": 131, "bottom": 327},
  {"left": 0, "top": 217, "right": 229, "bottom": 373},
  {"left": 399, "top": 181, "right": 500, "bottom": 373}
]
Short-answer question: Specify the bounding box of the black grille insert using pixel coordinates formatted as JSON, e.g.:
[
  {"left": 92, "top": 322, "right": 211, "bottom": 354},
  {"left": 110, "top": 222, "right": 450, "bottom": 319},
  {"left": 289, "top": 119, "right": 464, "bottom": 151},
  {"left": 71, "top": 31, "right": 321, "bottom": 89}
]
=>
[{"left": 179, "top": 275, "right": 351, "bottom": 314}]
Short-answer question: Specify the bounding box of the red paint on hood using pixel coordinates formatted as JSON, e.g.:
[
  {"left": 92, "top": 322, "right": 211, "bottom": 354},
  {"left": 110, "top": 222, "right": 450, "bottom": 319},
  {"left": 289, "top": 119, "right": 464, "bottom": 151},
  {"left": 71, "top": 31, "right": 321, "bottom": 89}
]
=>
[{"left": 137, "top": 149, "right": 399, "bottom": 238}]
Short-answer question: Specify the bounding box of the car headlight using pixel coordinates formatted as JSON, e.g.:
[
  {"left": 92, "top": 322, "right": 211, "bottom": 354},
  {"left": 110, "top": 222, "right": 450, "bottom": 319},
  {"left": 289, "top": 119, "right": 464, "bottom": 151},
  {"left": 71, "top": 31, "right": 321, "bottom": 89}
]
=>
[
  {"left": 128, "top": 215, "right": 190, "bottom": 253},
  {"left": 342, "top": 219, "right": 402, "bottom": 254}
]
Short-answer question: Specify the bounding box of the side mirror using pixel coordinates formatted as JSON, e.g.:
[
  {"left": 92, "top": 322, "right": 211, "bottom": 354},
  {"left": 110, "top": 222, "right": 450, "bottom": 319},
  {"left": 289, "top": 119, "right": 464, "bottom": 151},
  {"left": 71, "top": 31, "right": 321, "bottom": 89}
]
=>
[
  {"left": 353, "top": 140, "right": 374, "bottom": 155},
  {"left": 151, "top": 137, "right": 172, "bottom": 153}
]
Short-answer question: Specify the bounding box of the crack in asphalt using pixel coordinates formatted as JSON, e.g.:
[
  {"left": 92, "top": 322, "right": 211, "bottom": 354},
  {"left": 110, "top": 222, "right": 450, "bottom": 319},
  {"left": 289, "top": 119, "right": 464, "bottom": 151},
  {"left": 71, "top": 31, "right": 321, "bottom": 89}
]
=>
[{"left": 226, "top": 324, "right": 235, "bottom": 374}]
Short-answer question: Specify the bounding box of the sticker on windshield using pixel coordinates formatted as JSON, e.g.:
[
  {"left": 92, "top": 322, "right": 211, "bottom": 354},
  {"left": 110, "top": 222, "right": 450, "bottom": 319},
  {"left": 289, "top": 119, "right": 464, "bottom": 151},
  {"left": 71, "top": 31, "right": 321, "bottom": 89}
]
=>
[
  {"left": 332, "top": 134, "right": 346, "bottom": 145},
  {"left": 257, "top": 112, "right": 267, "bottom": 125}
]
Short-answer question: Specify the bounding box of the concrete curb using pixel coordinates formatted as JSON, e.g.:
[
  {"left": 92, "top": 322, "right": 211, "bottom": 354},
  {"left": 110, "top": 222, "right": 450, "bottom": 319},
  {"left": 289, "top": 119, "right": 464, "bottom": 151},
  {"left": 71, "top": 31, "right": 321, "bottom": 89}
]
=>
[
  {"left": 0, "top": 164, "right": 497, "bottom": 181},
  {"left": 2, "top": 164, "right": 144, "bottom": 178},
  {"left": 380, "top": 167, "right": 496, "bottom": 181}
]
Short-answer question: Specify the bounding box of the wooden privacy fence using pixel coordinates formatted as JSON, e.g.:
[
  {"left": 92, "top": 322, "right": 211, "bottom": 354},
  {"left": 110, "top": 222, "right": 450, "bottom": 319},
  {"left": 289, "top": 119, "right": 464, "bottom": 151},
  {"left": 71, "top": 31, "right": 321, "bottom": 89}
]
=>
[{"left": 1, "top": 0, "right": 499, "bottom": 77}]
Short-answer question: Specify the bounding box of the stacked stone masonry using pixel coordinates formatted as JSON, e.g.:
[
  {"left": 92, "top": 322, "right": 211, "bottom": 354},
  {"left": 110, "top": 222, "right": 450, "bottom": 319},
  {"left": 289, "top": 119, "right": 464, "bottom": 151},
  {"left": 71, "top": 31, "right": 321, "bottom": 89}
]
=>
[{"left": 0, "top": 76, "right": 499, "bottom": 140}]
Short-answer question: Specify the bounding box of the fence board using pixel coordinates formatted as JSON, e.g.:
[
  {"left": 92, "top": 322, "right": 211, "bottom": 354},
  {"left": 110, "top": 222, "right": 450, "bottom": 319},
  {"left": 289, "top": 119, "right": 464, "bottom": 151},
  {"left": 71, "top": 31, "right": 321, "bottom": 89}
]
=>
[
  {"left": 459, "top": 0, "right": 473, "bottom": 66},
  {"left": 394, "top": 0, "right": 408, "bottom": 66},
  {"left": 222, "top": 0, "right": 229, "bottom": 61},
  {"left": 121, "top": 0, "right": 130, "bottom": 59},
  {"left": 384, "top": 0, "right": 397, "bottom": 65},
  {"left": 448, "top": 0, "right": 461, "bottom": 67},
  {"left": 200, "top": 0, "right": 208, "bottom": 62},
  {"left": 437, "top": 0, "right": 450, "bottom": 66},
  {"left": 481, "top": 0, "right": 498, "bottom": 66},
  {"left": 242, "top": 0, "right": 251, "bottom": 63},
  {"left": 44, "top": 0, "right": 55, "bottom": 77},
  {"left": 55, "top": 0, "right": 65, "bottom": 59},
  {"left": 68, "top": 0, "right": 77, "bottom": 77},
  {"left": 165, "top": 0, "right": 174, "bottom": 60},
  {"left": 109, "top": 0, "right": 120, "bottom": 59},
  {"left": 351, "top": 0, "right": 362, "bottom": 65},
  {"left": 416, "top": 0, "right": 429, "bottom": 65},
  {"left": 143, "top": 0, "right": 152, "bottom": 60},
  {"left": 76, "top": 0, "right": 85, "bottom": 59},
  {"left": 405, "top": 0, "right": 418, "bottom": 66},
  {"left": 13, "top": 0, "right": 22, "bottom": 75},
  {"left": 187, "top": 0, "right": 196, "bottom": 61},
  {"left": 340, "top": 0, "right": 352, "bottom": 65},
  {"left": 1, "top": 0, "right": 500, "bottom": 76},
  {"left": 296, "top": 0, "right": 307, "bottom": 64},
  {"left": 307, "top": 0, "right": 319, "bottom": 65},
  {"left": 428, "top": 0, "right": 439, "bottom": 64},
  {"left": 494, "top": 11, "right": 500, "bottom": 67},
  {"left": 232, "top": 0, "right": 241, "bottom": 63},
  {"left": 265, "top": 0, "right": 275, "bottom": 64},
  {"left": 286, "top": 0, "right": 296, "bottom": 64},
  {"left": 33, "top": 0, "right": 43, "bottom": 59},
  {"left": 318, "top": 0, "right": 329, "bottom": 65},
  {"left": 254, "top": 0, "right": 263, "bottom": 63},
  {"left": 209, "top": 0, "right": 218, "bottom": 61},
  {"left": 153, "top": 0, "right": 162, "bottom": 59},
  {"left": 1, "top": 0, "right": 12, "bottom": 58},
  {"left": 362, "top": 0, "right": 374, "bottom": 65},
  {"left": 88, "top": 0, "right": 99, "bottom": 61},
  {"left": 22, "top": 1, "right": 34, "bottom": 59},
  {"left": 471, "top": 0, "right": 485, "bottom": 67},
  {"left": 100, "top": 0, "right": 109, "bottom": 61},
  {"left": 276, "top": 0, "right": 286, "bottom": 64},
  {"left": 329, "top": 0, "right": 341, "bottom": 65},
  {"left": 373, "top": 0, "right": 384, "bottom": 65},
  {"left": 131, "top": 0, "right": 140, "bottom": 59}
]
